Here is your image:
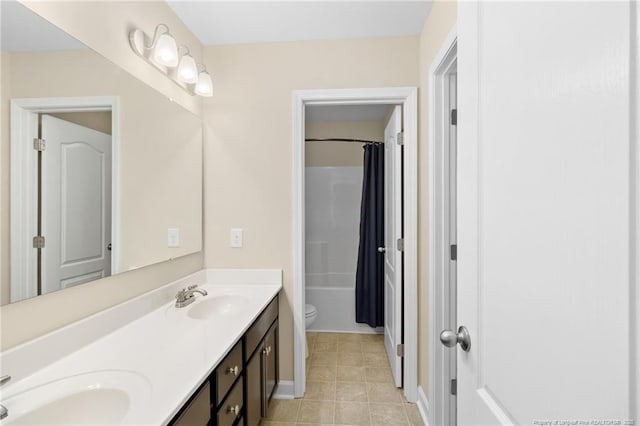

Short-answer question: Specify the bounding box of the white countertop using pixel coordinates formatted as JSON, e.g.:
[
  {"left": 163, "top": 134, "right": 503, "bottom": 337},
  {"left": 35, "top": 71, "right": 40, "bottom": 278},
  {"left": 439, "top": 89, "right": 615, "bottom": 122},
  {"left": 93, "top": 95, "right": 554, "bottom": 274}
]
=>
[{"left": 0, "top": 269, "right": 282, "bottom": 425}]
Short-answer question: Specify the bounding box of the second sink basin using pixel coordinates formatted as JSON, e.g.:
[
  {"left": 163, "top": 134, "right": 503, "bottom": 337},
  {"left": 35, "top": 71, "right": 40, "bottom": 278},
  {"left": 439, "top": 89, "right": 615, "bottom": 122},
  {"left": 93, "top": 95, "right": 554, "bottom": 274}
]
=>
[
  {"left": 187, "top": 294, "right": 249, "bottom": 320},
  {"left": 2, "top": 370, "right": 151, "bottom": 425},
  {"left": 9, "top": 389, "right": 129, "bottom": 425}
]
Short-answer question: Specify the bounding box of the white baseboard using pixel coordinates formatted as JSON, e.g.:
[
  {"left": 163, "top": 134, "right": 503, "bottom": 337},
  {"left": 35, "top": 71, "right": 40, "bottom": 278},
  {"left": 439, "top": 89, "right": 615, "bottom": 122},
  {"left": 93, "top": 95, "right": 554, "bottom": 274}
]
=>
[
  {"left": 417, "top": 385, "right": 430, "bottom": 426},
  {"left": 273, "top": 380, "right": 295, "bottom": 399}
]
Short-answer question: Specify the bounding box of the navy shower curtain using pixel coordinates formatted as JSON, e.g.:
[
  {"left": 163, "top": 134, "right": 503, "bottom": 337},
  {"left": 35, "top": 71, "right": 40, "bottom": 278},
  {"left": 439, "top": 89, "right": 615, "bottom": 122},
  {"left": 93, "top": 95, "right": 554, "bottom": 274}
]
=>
[{"left": 355, "top": 143, "right": 385, "bottom": 328}]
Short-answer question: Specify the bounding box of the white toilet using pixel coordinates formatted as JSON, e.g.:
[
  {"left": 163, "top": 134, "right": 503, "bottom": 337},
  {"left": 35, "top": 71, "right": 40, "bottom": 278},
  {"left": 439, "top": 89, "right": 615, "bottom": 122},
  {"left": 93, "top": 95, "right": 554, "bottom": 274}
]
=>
[{"left": 305, "top": 304, "right": 318, "bottom": 358}]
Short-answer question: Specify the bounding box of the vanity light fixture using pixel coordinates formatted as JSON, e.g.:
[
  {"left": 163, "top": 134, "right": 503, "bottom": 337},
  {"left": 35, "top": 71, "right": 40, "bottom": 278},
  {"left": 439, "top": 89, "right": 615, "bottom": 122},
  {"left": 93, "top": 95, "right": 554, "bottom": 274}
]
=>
[
  {"left": 129, "top": 24, "right": 212, "bottom": 97},
  {"left": 195, "top": 65, "right": 213, "bottom": 97},
  {"left": 129, "top": 24, "right": 178, "bottom": 67},
  {"left": 177, "top": 47, "right": 198, "bottom": 84},
  {"left": 152, "top": 27, "right": 178, "bottom": 67}
]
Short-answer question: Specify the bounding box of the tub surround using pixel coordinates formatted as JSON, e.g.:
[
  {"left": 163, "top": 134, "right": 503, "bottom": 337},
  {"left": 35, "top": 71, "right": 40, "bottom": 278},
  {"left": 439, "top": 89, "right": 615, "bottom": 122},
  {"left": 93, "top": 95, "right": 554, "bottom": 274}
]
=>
[
  {"left": 306, "top": 286, "right": 383, "bottom": 334},
  {"left": 0, "top": 269, "right": 282, "bottom": 424},
  {"left": 305, "top": 166, "right": 377, "bottom": 333}
]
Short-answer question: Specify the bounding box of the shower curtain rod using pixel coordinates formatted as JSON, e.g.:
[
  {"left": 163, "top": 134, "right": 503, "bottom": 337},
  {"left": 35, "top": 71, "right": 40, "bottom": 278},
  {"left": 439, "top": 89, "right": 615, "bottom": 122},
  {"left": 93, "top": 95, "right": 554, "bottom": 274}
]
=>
[{"left": 305, "top": 138, "right": 383, "bottom": 144}]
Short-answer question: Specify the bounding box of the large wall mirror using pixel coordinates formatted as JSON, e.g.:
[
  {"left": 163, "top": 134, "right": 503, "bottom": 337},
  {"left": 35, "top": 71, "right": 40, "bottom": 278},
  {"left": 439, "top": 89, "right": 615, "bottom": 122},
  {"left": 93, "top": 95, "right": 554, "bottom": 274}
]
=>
[{"left": 1, "top": 2, "right": 203, "bottom": 305}]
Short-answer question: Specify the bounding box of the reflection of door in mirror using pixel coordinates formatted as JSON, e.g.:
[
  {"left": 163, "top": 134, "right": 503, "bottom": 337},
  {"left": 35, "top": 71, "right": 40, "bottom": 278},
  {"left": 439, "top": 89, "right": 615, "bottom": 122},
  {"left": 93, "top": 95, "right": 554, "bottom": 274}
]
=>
[
  {"left": 10, "top": 107, "right": 113, "bottom": 303},
  {"left": 42, "top": 115, "right": 112, "bottom": 296}
]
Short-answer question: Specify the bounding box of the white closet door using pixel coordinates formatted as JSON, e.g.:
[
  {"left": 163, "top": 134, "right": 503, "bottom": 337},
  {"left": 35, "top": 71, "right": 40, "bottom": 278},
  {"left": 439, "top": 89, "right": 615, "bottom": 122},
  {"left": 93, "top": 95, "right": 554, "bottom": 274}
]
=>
[{"left": 456, "top": 1, "right": 635, "bottom": 424}]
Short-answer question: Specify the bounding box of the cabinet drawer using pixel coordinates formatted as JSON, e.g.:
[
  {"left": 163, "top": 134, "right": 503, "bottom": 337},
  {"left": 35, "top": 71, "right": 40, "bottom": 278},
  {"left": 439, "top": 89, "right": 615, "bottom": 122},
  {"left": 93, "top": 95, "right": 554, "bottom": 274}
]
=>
[
  {"left": 173, "top": 381, "right": 210, "bottom": 426},
  {"left": 215, "top": 340, "right": 243, "bottom": 402},
  {"left": 216, "top": 380, "right": 243, "bottom": 426},
  {"left": 245, "top": 296, "right": 278, "bottom": 357}
]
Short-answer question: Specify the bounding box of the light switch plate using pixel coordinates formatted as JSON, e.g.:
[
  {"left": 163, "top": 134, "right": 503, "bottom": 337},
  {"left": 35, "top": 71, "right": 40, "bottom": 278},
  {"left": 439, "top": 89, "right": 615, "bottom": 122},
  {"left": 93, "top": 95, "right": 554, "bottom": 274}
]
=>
[
  {"left": 230, "top": 228, "right": 243, "bottom": 248},
  {"left": 168, "top": 228, "right": 180, "bottom": 248}
]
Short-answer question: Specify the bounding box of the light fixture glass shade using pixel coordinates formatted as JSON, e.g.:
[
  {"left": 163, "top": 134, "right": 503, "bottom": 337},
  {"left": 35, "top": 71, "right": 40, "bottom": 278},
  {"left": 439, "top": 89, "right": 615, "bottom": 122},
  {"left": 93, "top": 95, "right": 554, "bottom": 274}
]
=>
[
  {"left": 195, "top": 71, "right": 213, "bottom": 97},
  {"left": 153, "top": 33, "right": 178, "bottom": 67},
  {"left": 177, "top": 54, "right": 198, "bottom": 84}
]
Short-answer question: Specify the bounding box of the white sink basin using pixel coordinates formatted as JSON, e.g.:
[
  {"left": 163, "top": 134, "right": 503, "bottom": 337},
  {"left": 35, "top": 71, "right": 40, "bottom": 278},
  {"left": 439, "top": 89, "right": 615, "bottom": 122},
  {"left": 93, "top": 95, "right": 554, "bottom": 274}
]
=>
[
  {"left": 2, "top": 370, "right": 150, "bottom": 425},
  {"left": 187, "top": 294, "right": 248, "bottom": 320}
]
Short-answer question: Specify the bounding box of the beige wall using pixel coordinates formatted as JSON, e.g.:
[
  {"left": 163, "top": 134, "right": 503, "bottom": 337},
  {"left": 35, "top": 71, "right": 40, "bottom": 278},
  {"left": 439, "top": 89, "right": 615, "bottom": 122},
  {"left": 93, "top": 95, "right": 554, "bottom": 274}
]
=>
[
  {"left": 417, "top": 1, "right": 457, "bottom": 395},
  {"left": 0, "top": 2, "right": 204, "bottom": 350},
  {"left": 305, "top": 120, "right": 384, "bottom": 167},
  {"left": 203, "top": 36, "right": 419, "bottom": 381}
]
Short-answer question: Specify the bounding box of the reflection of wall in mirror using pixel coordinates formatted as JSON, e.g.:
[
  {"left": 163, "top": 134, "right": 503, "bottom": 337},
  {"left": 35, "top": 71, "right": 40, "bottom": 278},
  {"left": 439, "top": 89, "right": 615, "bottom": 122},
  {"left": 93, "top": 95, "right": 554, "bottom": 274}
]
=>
[{"left": 0, "top": 48, "right": 203, "bottom": 305}]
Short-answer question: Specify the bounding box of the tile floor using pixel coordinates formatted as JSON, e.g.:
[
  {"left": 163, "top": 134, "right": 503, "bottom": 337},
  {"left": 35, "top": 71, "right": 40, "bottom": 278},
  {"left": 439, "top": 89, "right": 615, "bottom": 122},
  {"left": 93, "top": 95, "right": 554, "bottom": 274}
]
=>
[{"left": 263, "top": 332, "right": 423, "bottom": 426}]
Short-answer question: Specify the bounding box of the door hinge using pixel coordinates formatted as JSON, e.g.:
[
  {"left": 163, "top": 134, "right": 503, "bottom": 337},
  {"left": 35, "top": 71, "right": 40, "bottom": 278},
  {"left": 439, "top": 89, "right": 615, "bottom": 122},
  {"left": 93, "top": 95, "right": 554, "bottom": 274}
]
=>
[
  {"left": 396, "top": 343, "right": 405, "bottom": 357},
  {"left": 450, "top": 109, "right": 457, "bottom": 126},
  {"left": 32, "top": 235, "right": 45, "bottom": 249},
  {"left": 450, "top": 379, "right": 457, "bottom": 395},
  {"left": 396, "top": 131, "right": 404, "bottom": 146},
  {"left": 396, "top": 238, "right": 405, "bottom": 252},
  {"left": 33, "top": 138, "right": 46, "bottom": 151},
  {"left": 450, "top": 244, "right": 457, "bottom": 261}
]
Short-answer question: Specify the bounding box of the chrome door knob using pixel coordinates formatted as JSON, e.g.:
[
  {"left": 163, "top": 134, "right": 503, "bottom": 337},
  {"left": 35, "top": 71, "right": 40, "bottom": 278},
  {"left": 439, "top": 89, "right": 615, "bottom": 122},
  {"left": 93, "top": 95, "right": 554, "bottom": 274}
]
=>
[
  {"left": 377, "top": 247, "right": 386, "bottom": 253},
  {"left": 440, "top": 326, "right": 471, "bottom": 352}
]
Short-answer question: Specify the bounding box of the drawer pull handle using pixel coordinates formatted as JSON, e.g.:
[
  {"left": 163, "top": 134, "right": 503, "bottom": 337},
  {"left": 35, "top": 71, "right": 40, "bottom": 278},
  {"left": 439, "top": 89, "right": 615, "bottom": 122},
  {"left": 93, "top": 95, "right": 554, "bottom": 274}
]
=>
[
  {"left": 227, "top": 404, "right": 240, "bottom": 416},
  {"left": 266, "top": 346, "right": 272, "bottom": 356},
  {"left": 227, "top": 365, "right": 239, "bottom": 376}
]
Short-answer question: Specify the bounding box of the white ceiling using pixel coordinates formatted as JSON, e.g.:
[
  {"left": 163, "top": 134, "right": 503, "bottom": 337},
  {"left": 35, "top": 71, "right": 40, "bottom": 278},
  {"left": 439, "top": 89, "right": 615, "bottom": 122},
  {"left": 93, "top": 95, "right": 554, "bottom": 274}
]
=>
[
  {"left": 306, "top": 104, "right": 392, "bottom": 122},
  {"left": 167, "top": 1, "right": 432, "bottom": 46},
  {"left": 1, "top": 1, "right": 86, "bottom": 52}
]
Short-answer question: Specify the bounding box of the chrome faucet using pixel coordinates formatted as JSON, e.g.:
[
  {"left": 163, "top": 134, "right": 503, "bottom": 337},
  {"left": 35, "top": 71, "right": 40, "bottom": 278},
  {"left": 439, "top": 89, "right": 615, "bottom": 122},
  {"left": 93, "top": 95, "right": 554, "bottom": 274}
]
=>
[
  {"left": 175, "top": 285, "right": 208, "bottom": 308},
  {"left": 0, "top": 374, "right": 11, "bottom": 420}
]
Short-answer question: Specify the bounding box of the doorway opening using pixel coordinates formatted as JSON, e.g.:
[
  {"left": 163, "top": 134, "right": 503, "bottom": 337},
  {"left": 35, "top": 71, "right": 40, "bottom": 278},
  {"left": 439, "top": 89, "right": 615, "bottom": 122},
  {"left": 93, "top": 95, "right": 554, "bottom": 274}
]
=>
[
  {"left": 10, "top": 97, "right": 119, "bottom": 303},
  {"left": 304, "top": 104, "right": 389, "bottom": 336},
  {"left": 304, "top": 103, "right": 402, "bottom": 385},
  {"left": 292, "top": 88, "right": 418, "bottom": 402},
  {"left": 428, "top": 31, "right": 457, "bottom": 426}
]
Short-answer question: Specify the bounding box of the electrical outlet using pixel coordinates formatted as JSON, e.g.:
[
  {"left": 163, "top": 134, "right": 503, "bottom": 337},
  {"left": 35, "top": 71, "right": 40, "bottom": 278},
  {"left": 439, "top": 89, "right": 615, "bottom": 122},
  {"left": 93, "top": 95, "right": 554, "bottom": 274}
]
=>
[{"left": 230, "top": 228, "right": 243, "bottom": 248}]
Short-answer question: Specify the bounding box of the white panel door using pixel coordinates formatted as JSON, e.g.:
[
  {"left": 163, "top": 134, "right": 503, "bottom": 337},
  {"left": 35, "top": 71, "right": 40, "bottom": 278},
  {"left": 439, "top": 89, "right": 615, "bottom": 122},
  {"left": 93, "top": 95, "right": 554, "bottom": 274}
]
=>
[
  {"left": 384, "top": 105, "right": 403, "bottom": 387},
  {"left": 42, "top": 115, "right": 112, "bottom": 294},
  {"left": 457, "top": 1, "right": 635, "bottom": 424}
]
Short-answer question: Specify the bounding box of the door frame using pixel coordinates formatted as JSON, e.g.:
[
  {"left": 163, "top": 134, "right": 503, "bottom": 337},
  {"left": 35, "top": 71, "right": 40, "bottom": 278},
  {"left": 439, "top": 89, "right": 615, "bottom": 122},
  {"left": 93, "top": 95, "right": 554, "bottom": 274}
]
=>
[
  {"left": 292, "top": 87, "right": 418, "bottom": 401},
  {"left": 633, "top": 0, "right": 639, "bottom": 414},
  {"left": 428, "top": 27, "right": 458, "bottom": 426},
  {"left": 10, "top": 96, "right": 120, "bottom": 302}
]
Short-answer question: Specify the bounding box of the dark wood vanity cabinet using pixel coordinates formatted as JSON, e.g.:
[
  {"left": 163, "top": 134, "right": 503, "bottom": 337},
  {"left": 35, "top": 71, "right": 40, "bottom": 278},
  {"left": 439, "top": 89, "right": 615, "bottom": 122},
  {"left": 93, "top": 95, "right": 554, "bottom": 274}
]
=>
[
  {"left": 173, "top": 382, "right": 211, "bottom": 426},
  {"left": 168, "top": 294, "right": 279, "bottom": 426},
  {"left": 215, "top": 340, "right": 244, "bottom": 426},
  {"left": 245, "top": 321, "right": 279, "bottom": 426},
  {"left": 263, "top": 322, "right": 278, "bottom": 407},
  {"left": 245, "top": 298, "right": 279, "bottom": 426},
  {"left": 245, "top": 349, "right": 262, "bottom": 426}
]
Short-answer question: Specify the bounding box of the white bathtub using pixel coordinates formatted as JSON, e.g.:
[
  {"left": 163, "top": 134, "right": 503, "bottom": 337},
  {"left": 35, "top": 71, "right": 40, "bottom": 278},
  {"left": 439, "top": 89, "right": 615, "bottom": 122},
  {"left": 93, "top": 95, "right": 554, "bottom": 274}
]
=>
[{"left": 306, "top": 276, "right": 383, "bottom": 334}]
